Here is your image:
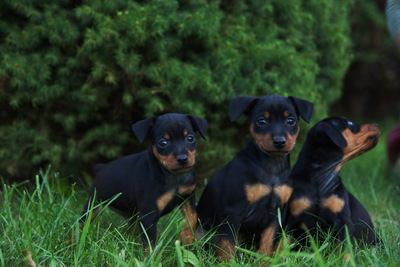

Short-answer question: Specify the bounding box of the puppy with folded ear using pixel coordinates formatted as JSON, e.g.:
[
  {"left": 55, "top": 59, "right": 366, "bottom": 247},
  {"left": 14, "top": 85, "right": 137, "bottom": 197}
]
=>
[
  {"left": 197, "top": 95, "right": 314, "bottom": 261},
  {"left": 79, "top": 113, "right": 207, "bottom": 253},
  {"left": 287, "top": 117, "right": 380, "bottom": 246}
]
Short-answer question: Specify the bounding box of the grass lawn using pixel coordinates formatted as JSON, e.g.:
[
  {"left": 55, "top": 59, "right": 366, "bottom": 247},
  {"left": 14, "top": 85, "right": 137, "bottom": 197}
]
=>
[{"left": 1, "top": 122, "right": 399, "bottom": 266}]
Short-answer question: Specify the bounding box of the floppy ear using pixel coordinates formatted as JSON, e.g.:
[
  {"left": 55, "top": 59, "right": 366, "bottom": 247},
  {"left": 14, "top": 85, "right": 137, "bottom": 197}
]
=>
[
  {"left": 187, "top": 115, "right": 208, "bottom": 139},
  {"left": 131, "top": 116, "right": 156, "bottom": 143},
  {"left": 320, "top": 122, "right": 348, "bottom": 148},
  {"left": 230, "top": 96, "right": 260, "bottom": 121},
  {"left": 288, "top": 96, "right": 314, "bottom": 123}
]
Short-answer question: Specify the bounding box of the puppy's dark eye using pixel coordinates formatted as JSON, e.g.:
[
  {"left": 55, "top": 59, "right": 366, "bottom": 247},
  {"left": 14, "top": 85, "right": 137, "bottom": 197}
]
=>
[
  {"left": 257, "top": 117, "right": 268, "bottom": 126},
  {"left": 348, "top": 121, "right": 360, "bottom": 133},
  {"left": 158, "top": 139, "right": 168, "bottom": 147},
  {"left": 186, "top": 134, "right": 195, "bottom": 143},
  {"left": 286, "top": 117, "right": 296, "bottom": 126}
]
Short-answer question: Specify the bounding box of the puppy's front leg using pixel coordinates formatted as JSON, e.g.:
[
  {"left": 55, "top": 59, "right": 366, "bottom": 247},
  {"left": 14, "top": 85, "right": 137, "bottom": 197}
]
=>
[
  {"left": 179, "top": 197, "right": 198, "bottom": 245},
  {"left": 138, "top": 211, "right": 160, "bottom": 255},
  {"left": 334, "top": 213, "right": 355, "bottom": 246},
  {"left": 216, "top": 223, "right": 238, "bottom": 262},
  {"left": 258, "top": 222, "right": 278, "bottom": 256}
]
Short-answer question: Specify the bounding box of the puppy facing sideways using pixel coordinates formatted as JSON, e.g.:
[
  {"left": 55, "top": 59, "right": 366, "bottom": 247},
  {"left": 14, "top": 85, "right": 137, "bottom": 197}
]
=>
[
  {"left": 79, "top": 113, "right": 207, "bottom": 252},
  {"left": 286, "top": 117, "right": 380, "bottom": 246}
]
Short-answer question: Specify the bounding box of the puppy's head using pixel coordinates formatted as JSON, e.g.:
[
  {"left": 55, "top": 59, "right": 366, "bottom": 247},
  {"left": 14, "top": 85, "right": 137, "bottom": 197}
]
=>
[
  {"left": 132, "top": 113, "right": 207, "bottom": 174},
  {"left": 230, "top": 95, "right": 314, "bottom": 157},
  {"left": 308, "top": 117, "right": 380, "bottom": 171}
]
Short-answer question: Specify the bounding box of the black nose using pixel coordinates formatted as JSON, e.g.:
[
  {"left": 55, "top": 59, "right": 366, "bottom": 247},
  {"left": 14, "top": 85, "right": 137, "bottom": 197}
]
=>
[
  {"left": 176, "top": 155, "right": 188, "bottom": 164},
  {"left": 273, "top": 137, "right": 286, "bottom": 148}
]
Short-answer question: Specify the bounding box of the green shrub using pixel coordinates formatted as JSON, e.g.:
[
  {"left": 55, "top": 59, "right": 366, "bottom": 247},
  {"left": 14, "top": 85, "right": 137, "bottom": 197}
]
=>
[{"left": 0, "top": 0, "right": 353, "bottom": 179}]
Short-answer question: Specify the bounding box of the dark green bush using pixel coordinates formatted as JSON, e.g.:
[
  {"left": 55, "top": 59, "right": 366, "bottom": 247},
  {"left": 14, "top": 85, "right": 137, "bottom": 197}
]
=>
[{"left": 0, "top": 0, "right": 353, "bottom": 180}]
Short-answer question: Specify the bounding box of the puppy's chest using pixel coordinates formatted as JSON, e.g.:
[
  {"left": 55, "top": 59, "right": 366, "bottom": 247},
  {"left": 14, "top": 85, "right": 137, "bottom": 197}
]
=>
[
  {"left": 289, "top": 186, "right": 345, "bottom": 217},
  {"left": 244, "top": 175, "right": 293, "bottom": 206},
  {"left": 242, "top": 177, "right": 292, "bottom": 228},
  {"left": 155, "top": 172, "right": 196, "bottom": 213}
]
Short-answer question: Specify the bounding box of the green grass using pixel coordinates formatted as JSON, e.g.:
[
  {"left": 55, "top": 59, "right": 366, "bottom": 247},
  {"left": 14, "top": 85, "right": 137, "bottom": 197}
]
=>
[{"left": 1, "top": 129, "right": 400, "bottom": 266}]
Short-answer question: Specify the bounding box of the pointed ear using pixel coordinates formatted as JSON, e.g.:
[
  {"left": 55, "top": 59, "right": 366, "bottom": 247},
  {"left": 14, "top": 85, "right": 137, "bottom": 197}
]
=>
[
  {"left": 320, "top": 122, "right": 348, "bottom": 148},
  {"left": 230, "top": 96, "right": 260, "bottom": 121},
  {"left": 187, "top": 115, "right": 208, "bottom": 139},
  {"left": 288, "top": 96, "right": 314, "bottom": 123},
  {"left": 131, "top": 116, "right": 156, "bottom": 143}
]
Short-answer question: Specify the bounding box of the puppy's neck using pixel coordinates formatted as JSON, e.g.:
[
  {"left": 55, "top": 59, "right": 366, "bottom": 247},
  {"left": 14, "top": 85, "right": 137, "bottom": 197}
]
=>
[
  {"left": 159, "top": 165, "right": 194, "bottom": 189},
  {"left": 291, "top": 150, "right": 342, "bottom": 195},
  {"left": 315, "top": 168, "right": 341, "bottom": 196},
  {"left": 245, "top": 140, "right": 291, "bottom": 175}
]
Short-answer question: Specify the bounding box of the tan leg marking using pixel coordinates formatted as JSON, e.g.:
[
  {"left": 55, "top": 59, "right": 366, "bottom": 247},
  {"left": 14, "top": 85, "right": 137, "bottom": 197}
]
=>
[
  {"left": 244, "top": 183, "right": 271, "bottom": 203},
  {"left": 258, "top": 225, "right": 277, "bottom": 256},
  {"left": 179, "top": 202, "right": 198, "bottom": 245},
  {"left": 79, "top": 206, "right": 101, "bottom": 229},
  {"left": 143, "top": 246, "right": 151, "bottom": 256},
  {"left": 216, "top": 238, "right": 236, "bottom": 262}
]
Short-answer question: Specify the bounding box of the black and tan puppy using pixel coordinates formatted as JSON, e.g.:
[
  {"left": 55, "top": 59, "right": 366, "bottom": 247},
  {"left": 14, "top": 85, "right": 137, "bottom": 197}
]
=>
[
  {"left": 79, "top": 113, "right": 207, "bottom": 252},
  {"left": 196, "top": 95, "right": 314, "bottom": 261},
  {"left": 287, "top": 117, "right": 380, "bottom": 246}
]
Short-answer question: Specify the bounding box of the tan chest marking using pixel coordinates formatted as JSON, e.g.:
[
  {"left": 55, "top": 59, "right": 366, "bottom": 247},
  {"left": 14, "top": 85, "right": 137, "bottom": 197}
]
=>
[
  {"left": 322, "top": 195, "right": 345, "bottom": 213},
  {"left": 157, "top": 185, "right": 196, "bottom": 212},
  {"left": 157, "top": 191, "right": 175, "bottom": 212},
  {"left": 244, "top": 183, "right": 271, "bottom": 203},
  {"left": 273, "top": 185, "right": 293, "bottom": 204},
  {"left": 290, "top": 197, "right": 312, "bottom": 216},
  {"left": 178, "top": 184, "right": 196, "bottom": 195}
]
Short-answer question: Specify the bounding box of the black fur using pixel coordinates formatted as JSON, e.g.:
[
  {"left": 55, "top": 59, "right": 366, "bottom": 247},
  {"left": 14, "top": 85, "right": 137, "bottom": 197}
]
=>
[
  {"left": 286, "top": 117, "right": 380, "bottom": 246},
  {"left": 79, "top": 113, "right": 207, "bottom": 251},
  {"left": 197, "top": 95, "right": 313, "bottom": 261}
]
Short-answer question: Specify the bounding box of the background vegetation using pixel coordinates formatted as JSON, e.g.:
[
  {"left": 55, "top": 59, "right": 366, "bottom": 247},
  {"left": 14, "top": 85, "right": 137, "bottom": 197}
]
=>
[
  {"left": 331, "top": 0, "right": 400, "bottom": 119},
  {"left": 0, "top": 0, "right": 353, "bottom": 180}
]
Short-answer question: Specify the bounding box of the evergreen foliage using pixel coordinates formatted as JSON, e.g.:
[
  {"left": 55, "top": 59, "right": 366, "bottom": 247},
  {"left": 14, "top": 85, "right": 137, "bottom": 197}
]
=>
[{"left": 0, "top": 0, "right": 353, "bottom": 179}]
